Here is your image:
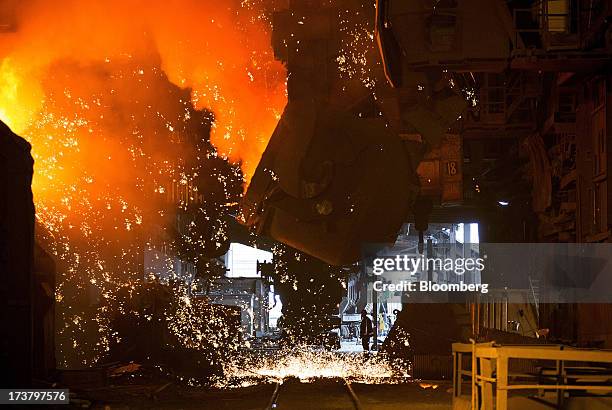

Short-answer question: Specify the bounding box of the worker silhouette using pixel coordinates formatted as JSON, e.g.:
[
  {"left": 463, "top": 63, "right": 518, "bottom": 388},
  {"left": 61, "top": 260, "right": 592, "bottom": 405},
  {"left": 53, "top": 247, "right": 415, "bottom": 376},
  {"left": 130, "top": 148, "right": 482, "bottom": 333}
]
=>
[{"left": 360, "top": 310, "right": 373, "bottom": 352}]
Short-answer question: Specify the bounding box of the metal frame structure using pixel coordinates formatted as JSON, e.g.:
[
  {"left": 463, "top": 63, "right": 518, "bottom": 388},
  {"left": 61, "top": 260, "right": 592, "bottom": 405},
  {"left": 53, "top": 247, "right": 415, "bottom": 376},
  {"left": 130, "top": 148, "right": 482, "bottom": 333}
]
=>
[{"left": 453, "top": 342, "right": 612, "bottom": 409}]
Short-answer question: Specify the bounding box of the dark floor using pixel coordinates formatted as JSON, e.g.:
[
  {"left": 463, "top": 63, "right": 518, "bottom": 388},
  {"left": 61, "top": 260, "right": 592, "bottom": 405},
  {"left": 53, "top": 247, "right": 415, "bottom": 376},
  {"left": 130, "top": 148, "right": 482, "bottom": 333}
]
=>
[
  {"left": 64, "top": 379, "right": 452, "bottom": 409},
  {"left": 352, "top": 382, "right": 453, "bottom": 410}
]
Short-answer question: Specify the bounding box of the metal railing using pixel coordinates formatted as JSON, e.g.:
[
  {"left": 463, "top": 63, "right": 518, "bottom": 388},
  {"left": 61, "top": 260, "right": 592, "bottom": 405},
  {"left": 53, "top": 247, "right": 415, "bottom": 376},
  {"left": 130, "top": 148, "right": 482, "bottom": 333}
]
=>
[
  {"left": 453, "top": 342, "right": 612, "bottom": 410},
  {"left": 512, "top": 1, "right": 579, "bottom": 51}
]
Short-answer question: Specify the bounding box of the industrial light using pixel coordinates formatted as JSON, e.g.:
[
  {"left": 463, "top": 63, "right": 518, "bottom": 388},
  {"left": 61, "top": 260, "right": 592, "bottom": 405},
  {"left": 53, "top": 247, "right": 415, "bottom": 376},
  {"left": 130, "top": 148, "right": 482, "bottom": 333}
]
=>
[{"left": 497, "top": 200, "right": 509, "bottom": 206}]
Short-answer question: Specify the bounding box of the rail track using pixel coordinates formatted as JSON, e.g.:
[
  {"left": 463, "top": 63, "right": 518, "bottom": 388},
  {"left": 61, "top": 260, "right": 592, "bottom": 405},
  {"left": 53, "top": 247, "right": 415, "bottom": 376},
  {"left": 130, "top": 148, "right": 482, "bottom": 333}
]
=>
[{"left": 265, "top": 377, "right": 363, "bottom": 410}]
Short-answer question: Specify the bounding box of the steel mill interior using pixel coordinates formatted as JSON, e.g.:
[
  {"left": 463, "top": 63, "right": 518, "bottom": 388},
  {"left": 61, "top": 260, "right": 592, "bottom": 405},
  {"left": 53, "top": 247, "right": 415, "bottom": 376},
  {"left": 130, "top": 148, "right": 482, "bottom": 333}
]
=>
[{"left": 2, "top": 0, "right": 612, "bottom": 409}]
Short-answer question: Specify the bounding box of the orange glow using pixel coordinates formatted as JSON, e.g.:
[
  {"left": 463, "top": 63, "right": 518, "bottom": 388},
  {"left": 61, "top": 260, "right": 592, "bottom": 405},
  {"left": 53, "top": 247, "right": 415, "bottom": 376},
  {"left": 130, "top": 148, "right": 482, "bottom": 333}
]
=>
[
  {"left": 0, "top": 0, "right": 286, "bottom": 185},
  {"left": 0, "top": 0, "right": 286, "bottom": 365}
]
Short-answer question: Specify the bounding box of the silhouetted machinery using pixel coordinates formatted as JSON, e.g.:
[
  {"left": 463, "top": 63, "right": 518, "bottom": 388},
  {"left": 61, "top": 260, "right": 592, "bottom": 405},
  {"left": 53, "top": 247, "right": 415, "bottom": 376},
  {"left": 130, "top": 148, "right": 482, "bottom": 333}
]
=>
[
  {"left": 376, "top": 0, "right": 513, "bottom": 84},
  {"left": 240, "top": 0, "right": 549, "bottom": 364},
  {"left": 241, "top": 101, "right": 419, "bottom": 265},
  {"left": 0, "top": 121, "right": 37, "bottom": 387},
  {"left": 240, "top": 0, "right": 519, "bottom": 265}
]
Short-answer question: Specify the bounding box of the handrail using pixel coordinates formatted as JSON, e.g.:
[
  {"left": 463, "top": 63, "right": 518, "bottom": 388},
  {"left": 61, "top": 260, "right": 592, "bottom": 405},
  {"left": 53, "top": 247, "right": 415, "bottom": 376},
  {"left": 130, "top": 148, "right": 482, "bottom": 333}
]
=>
[{"left": 453, "top": 343, "right": 612, "bottom": 410}]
